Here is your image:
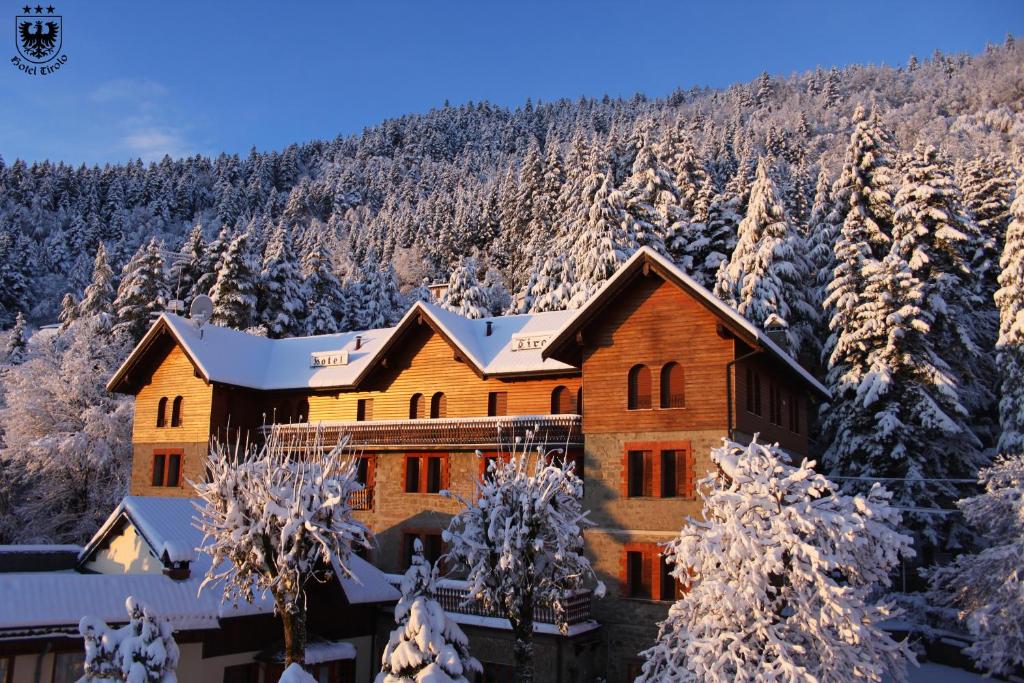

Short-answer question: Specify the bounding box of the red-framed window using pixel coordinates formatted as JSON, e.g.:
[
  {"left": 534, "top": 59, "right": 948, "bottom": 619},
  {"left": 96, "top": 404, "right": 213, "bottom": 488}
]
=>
[
  {"left": 627, "top": 365, "right": 652, "bottom": 410},
  {"left": 403, "top": 453, "right": 449, "bottom": 493},
  {"left": 151, "top": 449, "right": 183, "bottom": 488},
  {"left": 622, "top": 442, "right": 694, "bottom": 499},
  {"left": 479, "top": 451, "right": 511, "bottom": 482},
  {"left": 487, "top": 391, "right": 508, "bottom": 417},
  {"left": 622, "top": 543, "right": 683, "bottom": 601}
]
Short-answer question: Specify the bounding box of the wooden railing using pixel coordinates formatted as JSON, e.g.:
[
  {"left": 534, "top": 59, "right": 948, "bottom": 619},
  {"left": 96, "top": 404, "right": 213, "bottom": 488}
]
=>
[
  {"left": 348, "top": 487, "right": 372, "bottom": 511},
  {"left": 264, "top": 414, "right": 583, "bottom": 450},
  {"left": 384, "top": 575, "right": 594, "bottom": 627}
]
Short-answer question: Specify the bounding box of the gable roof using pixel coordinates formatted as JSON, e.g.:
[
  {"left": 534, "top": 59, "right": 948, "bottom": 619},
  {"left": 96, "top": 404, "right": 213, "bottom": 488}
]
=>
[
  {"left": 541, "top": 247, "right": 830, "bottom": 399},
  {"left": 108, "top": 303, "right": 576, "bottom": 394}
]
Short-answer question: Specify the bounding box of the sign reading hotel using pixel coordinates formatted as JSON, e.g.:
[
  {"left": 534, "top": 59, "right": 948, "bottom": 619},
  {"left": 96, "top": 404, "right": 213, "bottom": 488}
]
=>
[
  {"left": 310, "top": 350, "right": 349, "bottom": 368},
  {"left": 509, "top": 333, "right": 551, "bottom": 352}
]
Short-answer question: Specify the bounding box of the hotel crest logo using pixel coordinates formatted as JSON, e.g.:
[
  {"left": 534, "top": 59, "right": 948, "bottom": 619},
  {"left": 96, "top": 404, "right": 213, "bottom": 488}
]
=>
[{"left": 11, "top": 3, "right": 67, "bottom": 75}]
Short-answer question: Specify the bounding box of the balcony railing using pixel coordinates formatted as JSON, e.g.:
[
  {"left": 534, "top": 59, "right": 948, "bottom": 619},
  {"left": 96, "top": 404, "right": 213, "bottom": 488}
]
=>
[
  {"left": 264, "top": 414, "right": 583, "bottom": 450},
  {"left": 348, "top": 487, "right": 372, "bottom": 511},
  {"left": 384, "top": 574, "right": 594, "bottom": 627}
]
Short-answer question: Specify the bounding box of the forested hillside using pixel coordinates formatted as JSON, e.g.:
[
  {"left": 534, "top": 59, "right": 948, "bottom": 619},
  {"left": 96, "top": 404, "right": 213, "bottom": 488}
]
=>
[{"left": 0, "top": 38, "right": 1022, "bottom": 547}]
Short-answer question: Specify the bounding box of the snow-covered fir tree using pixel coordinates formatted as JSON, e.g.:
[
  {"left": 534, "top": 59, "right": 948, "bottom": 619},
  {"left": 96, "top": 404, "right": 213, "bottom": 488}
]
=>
[
  {"left": 302, "top": 238, "right": 346, "bottom": 336},
  {"left": 169, "top": 223, "right": 205, "bottom": 306},
  {"left": 569, "top": 172, "right": 636, "bottom": 307},
  {"left": 78, "top": 243, "right": 117, "bottom": 328},
  {"left": 80, "top": 596, "right": 180, "bottom": 683},
  {"left": 192, "top": 226, "right": 231, "bottom": 301},
  {"left": 526, "top": 255, "right": 574, "bottom": 313},
  {"left": 715, "top": 158, "right": 815, "bottom": 353},
  {"left": 4, "top": 311, "right": 28, "bottom": 363},
  {"left": 960, "top": 155, "right": 1014, "bottom": 303},
  {"left": 259, "top": 225, "right": 306, "bottom": 338},
  {"left": 442, "top": 258, "right": 490, "bottom": 319},
  {"left": 376, "top": 539, "right": 481, "bottom": 683},
  {"left": 442, "top": 443, "right": 604, "bottom": 682},
  {"left": 925, "top": 454, "right": 1024, "bottom": 676},
  {"left": 995, "top": 171, "right": 1024, "bottom": 457},
  {"left": 57, "top": 292, "right": 78, "bottom": 332},
  {"left": 112, "top": 239, "right": 168, "bottom": 345},
  {"left": 210, "top": 231, "right": 260, "bottom": 330},
  {"left": 195, "top": 430, "right": 372, "bottom": 667},
  {"left": 620, "top": 135, "right": 680, "bottom": 253},
  {"left": 637, "top": 439, "right": 914, "bottom": 683}
]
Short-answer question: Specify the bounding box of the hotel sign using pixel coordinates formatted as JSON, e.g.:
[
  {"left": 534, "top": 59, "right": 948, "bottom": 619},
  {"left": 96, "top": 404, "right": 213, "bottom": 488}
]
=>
[
  {"left": 310, "top": 350, "right": 349, "bottom": 368},
  {"left": 509, "top": 333, "right": 551, "bottom": 352}
]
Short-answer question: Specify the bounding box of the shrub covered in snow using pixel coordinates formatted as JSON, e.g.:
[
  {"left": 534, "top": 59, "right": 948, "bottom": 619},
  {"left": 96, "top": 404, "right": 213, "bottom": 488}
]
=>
[
  {"left": 376, "top": 538, "right": 481, "bottom": 683},
  {"left": 278, "top": 663, "right": 317, "bottom": 683},
  {"left": 637, "top": 438, "right": 915, "bottom": 683},
  {"left": 925, "top": 454, "right": 1024, "bottom": 676},
  {"left": 79, "top": 596, "right": 179, "bottom": 683},
  {"left": 442, "top": 439, "right": 604, "bottom": 682},
  {"left": 194, "top": 429, "right": 372, "bottom": 667}
]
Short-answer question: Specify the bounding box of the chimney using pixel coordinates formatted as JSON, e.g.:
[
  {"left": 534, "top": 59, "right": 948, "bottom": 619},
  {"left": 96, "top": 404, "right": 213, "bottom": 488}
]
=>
[
  {"left": 485, "top": 321, "right": 493, "bottom": 337},
  {"left": 355, "top": 335, "right": 362, "bottom": 350},
  {"left": 763, "top": 314, "right": 789, "bottom": 350}
]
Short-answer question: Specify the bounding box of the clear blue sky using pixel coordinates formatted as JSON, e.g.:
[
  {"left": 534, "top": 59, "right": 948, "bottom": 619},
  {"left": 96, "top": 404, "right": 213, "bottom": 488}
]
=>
[{"left": 1, "top": 0, "right": 1021, "bottom": 165}]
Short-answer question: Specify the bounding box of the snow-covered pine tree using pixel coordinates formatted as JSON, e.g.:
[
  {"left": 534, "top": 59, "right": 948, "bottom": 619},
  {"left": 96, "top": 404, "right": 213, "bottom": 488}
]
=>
[
  {"left": 620, "top": 135, "right": 680, "bottom": 253},
  {"left": 637, "top": 439, "right": 914, "bottom": 683},
  {"left": 112, "top": 239, "right": 168, "bottom": 345},
  {"left": 210, "top": 231, "right": 259, "bottom": 330},
  {"left": 192, "top": 226, "right": 231, "bottom": 300},
  {"left": 995, "top": 171, "right": 1024, "bottom": 457},
  {"left": 4, "top": 311, "right": 28, "bottom": 363},
  {"left": 714, "top": 158, "right": 814, "bottom": 353},
  {"left": 195, "top": 430, "right": 371, "bottom": 667},
  {"left": 442, "top": 443, "right": 604, "bottom": 683},
  {"left": 79, "top": 242, "right": 116, "bottom": 330},
  {"left": 170, "top": 223, "right": 205, "bottom": 306},
  {"left": 80, "top": 596, "right": 180, "bottom": 683},
  {"left": 925, "top": 454, "right": 1024, "bottom": 676},
  {"left": 569, "top": 172, "right": 636, "bottom": 307},
  {"left": 526, "top": 254, "right": 574, "bottom": 313},
  {"left": 375, "top": 539, "right": 482, "bottom": 683},
  {"left": 302, "top": 238, "right": 346, "bottom": 336},
  {"left": 260, "top": 225, "right": 306, "bottom": 338},
  {"left": 891, "top": 144, "right": 993, "bottom": 440},
  {"left": 57, "top": 292, "right": 78, "bottom": 332},
  {"left": 960, "top": 155, "right": 1015, "bottom": 303},
  {"left": 805, "top": 166, "right": 838, "bottom": 311},
  {"left": 673, "top": 189, "right": 740, "bottom": 288},
  {"left": 442, "top": 258, "right": 490, "bottom": 319}
]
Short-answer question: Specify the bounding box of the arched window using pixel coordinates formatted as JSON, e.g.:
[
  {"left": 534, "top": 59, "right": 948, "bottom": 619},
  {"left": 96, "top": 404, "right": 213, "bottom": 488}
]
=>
[
  {"left": 296, "top": 399, "right": 309, "bottom": 424},
  {"left": 577, "top": 388, "right": 584, "bottom": 417},
  {"left": 430, "top": 392, "right": 447, "bottom": 419},
  {"left": 410, "top": 393, "right": 425, "bottom": 419},
  {"left": 171, "top": 396, "right": 184, "bottom": 427},
  {"left": 660, "top": 363, "right": 685, "bottom": 408},
  {"left": 628, "top": 365, "right": 652, "bottom": 410},
  {"left": 156, "top": 397, "right": 168, "bottom": 428},
  {"left": 551, "top": 386, "right": 570, "bottom": 414}
]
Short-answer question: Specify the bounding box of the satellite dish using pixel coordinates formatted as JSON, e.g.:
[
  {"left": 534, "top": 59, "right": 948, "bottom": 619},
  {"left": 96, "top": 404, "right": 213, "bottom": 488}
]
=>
[{"left": 189, "top": 295, "right": 214, "bottom": 326}]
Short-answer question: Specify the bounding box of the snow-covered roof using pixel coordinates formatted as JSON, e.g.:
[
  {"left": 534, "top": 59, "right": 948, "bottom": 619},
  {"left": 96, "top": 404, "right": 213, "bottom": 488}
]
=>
[
  {"left": 80, "top": 496, "right": 202, "bottom": 567},
  {"left": 108, "top": 302, "right": 576, "bottom": 393},
  {"left": 334, "top": 555, "right": 400, "bottom": 605},
  {"left": 543, "top": 247, "right": 831, "bottom": 399}
]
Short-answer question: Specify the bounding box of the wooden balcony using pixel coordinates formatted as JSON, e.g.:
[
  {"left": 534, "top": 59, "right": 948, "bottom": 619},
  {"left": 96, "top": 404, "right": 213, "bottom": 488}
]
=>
[
  {"left": 348, "top": 487, "right": 372, "bottom": 511},
  {"left": 384, "top": 574, "right": 594, "bottom": 629},
  {"left": 264, "top": 414, "right": 583, "bottom": 450}
]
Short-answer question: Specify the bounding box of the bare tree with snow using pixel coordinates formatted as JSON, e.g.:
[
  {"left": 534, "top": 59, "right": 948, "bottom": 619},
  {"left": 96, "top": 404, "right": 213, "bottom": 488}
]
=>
[
  {"left": 637, "top": 438, "right": 915, "bottom": 683},
  {"left": 194, "top": 430, "right": 372, "bottom": 668},
  {"left": 441, "top": 441, "right": 604, "bottom": 683}
]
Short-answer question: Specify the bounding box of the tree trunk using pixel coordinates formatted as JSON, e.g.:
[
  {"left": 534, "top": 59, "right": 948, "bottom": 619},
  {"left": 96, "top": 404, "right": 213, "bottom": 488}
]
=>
[
  {"left": 280, "top": 602, "right": 307, "bottom": 668},
  {"left": 511, "top": 598, "right": 535, "bottom": 683}
]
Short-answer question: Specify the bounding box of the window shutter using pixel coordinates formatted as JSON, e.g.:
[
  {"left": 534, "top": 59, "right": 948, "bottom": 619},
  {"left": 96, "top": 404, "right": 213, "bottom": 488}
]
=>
[
  {"left": 642, "top": 451, "right": 653, "bottom": 497},
  {"left": 637, "top": 367, "right": 651, "bottom": 409},
  {"left": 641, "top": 550, "right": 653, "bottom": 599}
]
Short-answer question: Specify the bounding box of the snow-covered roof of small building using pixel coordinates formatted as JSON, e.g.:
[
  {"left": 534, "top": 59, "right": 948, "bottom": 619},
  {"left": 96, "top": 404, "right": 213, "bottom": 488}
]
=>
[
  {"left": 80, "top": 495, "right": 202, "bottom": 567},
  {"left": 108, "top": 301, "right": 577, "bottom": 393},
  {"left": 542, "top": 247, "right": 831, "bottom": 399}
]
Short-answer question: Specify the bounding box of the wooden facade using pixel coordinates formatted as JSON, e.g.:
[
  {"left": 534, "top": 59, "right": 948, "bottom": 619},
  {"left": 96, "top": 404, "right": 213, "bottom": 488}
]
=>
[{"left": 112, "top": 248, "right": 827, "bottom": 682}]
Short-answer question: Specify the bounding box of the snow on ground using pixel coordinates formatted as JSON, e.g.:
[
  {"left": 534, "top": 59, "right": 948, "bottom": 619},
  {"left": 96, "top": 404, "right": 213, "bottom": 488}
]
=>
[{"left": 895, "top": 663, "right": 993, "bottom": 683}]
